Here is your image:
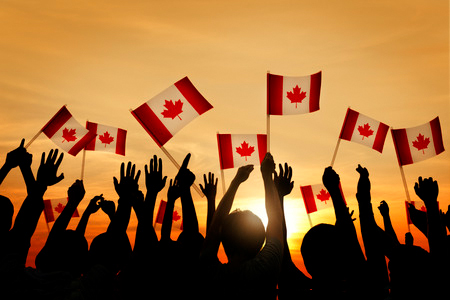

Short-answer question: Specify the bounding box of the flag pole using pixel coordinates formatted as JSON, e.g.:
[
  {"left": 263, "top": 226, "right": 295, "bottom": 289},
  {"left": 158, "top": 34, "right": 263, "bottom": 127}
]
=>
[
  {"left": 398, "top": 164, "right": 412, "bottom": 232},
  {"left": 160, "top": 146, "right": 204, "bottom": 197},
  {"left": 330, "top": 138, "right": 341, "bottom": 167},
  {"left": 25, "top": 130, "right": 42, "bottom": 149},
  {"left": 80, "top": 148, "right": 86, "bottom": 180},
  {"left": 266, "top": 70, "right": 271, "bottom": 153},
  {"left": 220, "top": 169, "right": 226, "bottom": 196},
  {"left": 307, "top": 213, "right": 313, "bottom": 228}
]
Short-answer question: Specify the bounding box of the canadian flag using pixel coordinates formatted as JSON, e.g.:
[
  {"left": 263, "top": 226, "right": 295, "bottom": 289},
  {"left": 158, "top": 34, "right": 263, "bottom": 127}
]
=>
[
  {"left": 339, "top": 108, "right": 389, "bottom": 153},
  {"left": 300, "top": 183, "right": 346, "bottom": 214},
  {"left": 43, "top": 198, "right": 80, "bottom": 223},
  {"left": 154, "top": 199, "right": 183, "bottom": 230},
  {"left": 84, "top": 122, "right": 127, "bottom": 156},
  {"left": 41, "top": 106, "right": 96, "bottom": 156},
  {"left": 267, "top": 71, "right": 322, "bottom": 115},
  {"left": 391, "top": 117, "right": 445, "bottom": 166},
  {"left": 405, "top": 200, "right": 439, "bottom": 224},
  {"left": 217, "top": 134, "right": 267, "bottom": 169},
  {"left": 131, "top": 77, "right": 213, "bottom": 147}
]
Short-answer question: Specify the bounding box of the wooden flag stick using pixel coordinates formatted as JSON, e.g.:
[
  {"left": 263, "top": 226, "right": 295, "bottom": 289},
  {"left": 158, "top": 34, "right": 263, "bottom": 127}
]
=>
[
  {"left": 398, "top": 164, "right": 412, "bottom": 232},
  {"left": 80, "top": 148, "right": 87, "bottom": 180},
  {"left": 307, "top": 213, "right": 313, "bottom": 228},
  {"left": 160, "top": 146, "right": 204, "bottom": 197},
  {"left": 25, "top": 130, "right": 42, "bottom": 149},
  {"left": 266, "top": 70, "right": 271, "bottom": 153},
  {"left": 330, "top": 137, "right": 341, "bottom": 167},
  {"left": 220, "top": 168, "right": 227, "bottom": 196}
]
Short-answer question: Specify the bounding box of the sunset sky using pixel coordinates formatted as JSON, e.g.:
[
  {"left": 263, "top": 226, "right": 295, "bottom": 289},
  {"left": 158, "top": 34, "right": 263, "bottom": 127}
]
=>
[{"left": 0, "top": 0, "right": 448, "bottom": 275}]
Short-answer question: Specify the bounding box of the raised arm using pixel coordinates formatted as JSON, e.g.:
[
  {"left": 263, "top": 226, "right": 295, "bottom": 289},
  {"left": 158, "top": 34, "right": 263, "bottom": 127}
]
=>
[
  {"left": 200, "top": 172, "right": 218, "bottom": 232},
  {"left": 378, "top": 200, "right": 400, "bottom": 245},
  {"left": 201, "top": 164, "right": 254, "bottom": 259},
  {"left": 261, "top": 153, "right": 283, "bottom": 247},
  {"left": 161, "top": 178, "right": 180, "bottom": 242},
  {"left": 76, "top": 194, "right": 103, "bottom": 236},
  {"left": 0, "top": 139, "right": 26, "bottom": 186},
  {"left": 108, "top": 162, "right": 141, "bottom": 234}
]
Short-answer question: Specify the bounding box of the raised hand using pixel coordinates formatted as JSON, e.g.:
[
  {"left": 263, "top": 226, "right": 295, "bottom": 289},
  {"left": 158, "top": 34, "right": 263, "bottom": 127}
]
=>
[
  {"left": 322, "top": 166, "right": 340, "bottom": 192},
  {"left": 168, "top": 178, "right": 181, "bottom": 203},
  {"left": 414, "top": 176, "right": 439, "bottom": 206},
  {"left": 113, "top": 161, "right": 141, "bottom": 199},
  {"left": 4, "top": 138, "right": 27, "bottom": 169},
  {"left": 378, "top": 200, "right": 389, "bottom": 217},
  {"left": 200, "top": 172, "right": 218, "bottom": 201},
  {"left": 236, "top": 165, "right": 254, "bottom": 183},
  {"left": 356, "top": 164, "right": 370, "bottom": 194},
  {"left": 145, "top": 155, "right": 167, "bottom": 195},
  {"left": 175, "top": 153, "right": 196, "bottom": 189},
  {"left": 260, "top": 152, "right": 275, "bottom": 178},
  {"left": 67, "top": 180, "right": 85, "bottom": 205},
  {"left": 274, "top": 163, "right": 294, "bottom": 198},
  {"left": 85, "top": 194, "right": 104, "bottom": 215},
  {"left": 36, "top": 149, "right": 64, "bottom": 188},
  {"left": 99, "top": 199, "right": 116, "bottom": 220}
]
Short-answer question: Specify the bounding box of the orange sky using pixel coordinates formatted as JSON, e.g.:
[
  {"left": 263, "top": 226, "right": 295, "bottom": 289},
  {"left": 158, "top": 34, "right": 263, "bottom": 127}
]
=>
[{"left": 0, "top": 0, "right": 449, "bottom": 275}]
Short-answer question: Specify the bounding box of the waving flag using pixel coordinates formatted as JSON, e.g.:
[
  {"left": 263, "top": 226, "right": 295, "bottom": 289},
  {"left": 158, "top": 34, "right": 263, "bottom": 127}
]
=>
[
  {"left": 267, "top": 71, "right": 321, "bottom": 115},
  {"left": 300, "top": 183, "right": 346, "bottom": 214},
  {"left": 131, "top": 77, "right": 213, "bottom": 147},
  {"left": 154, "top": 199, "right": 183, "bottom": 230},
  {"left": 85, "top": 122, "right": 127, "bottom": 156},
  {"left": 43, "top": 198, "right": 79, "bottom": 223},
  {"left": 392, "top": 117, "right": 444, "bottom": 166},
  {"left": 41, "top": 106, "right": 96, "bottom": 156},
  {"left": 339, "top": 108, "right": 389, "bottom": 153},
  {"left": 217, "top": 134, "right": 267, "bottom": 169}
]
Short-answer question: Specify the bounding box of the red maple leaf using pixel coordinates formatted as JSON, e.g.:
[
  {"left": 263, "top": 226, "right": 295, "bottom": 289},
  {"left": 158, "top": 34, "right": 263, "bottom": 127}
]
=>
[
  {"left": 419, "top": 205, "right": 427, "bottom": 212},
  {"left": 99, "top": 131, "right": 114, "bottom": 147},
  {"left": 173, "top": 210, "right": 181, "bottom": 222},
  {"left": 161, "top": 99, "right": 183, "bottom": 120},
  {"left": 62, "top": 128, "right": 77, "bottom": 143},
  {"left": 357, "top": 123, "right": 374, "bottom": 140},
  {"left": 235, "top": 141, "right": 255, "bottom": 161},
  {"left": 412, "top": 133, "right": 430, "bottom": 154},
  {"left": 316, "top": 189, "right": 331, "bottom": 204},
  {"left": 286, "top": 85, "right": 307, "bottom": 108},
  {"left": 54, "top": 203, "right": 65, "bottom": 214}
]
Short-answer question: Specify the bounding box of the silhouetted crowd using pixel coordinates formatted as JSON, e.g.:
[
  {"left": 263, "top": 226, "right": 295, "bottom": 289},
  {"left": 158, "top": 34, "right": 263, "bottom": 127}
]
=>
[{"left": 0, "top": 139, "right": 449, "bottom": 300}]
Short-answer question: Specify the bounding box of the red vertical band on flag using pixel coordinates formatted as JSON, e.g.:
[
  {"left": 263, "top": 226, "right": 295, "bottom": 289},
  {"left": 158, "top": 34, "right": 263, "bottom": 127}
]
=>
[
  {"left": 257, "top": 134, "right": 267, "bottom": 163},
  {"left": 372, "top": 122, "right": 389, "bottom": 153},
  {"left": 84, "top": 121, "right": 98, "bottom": 151},
  {"left": 430, "top": 117, "right": 445, "bottom": 155},
  {"left": 43, "top": 199, "right": 55, "bottom": 223},
  {"left": 267, "top": 73, "right": 283, "bottom": 115},
  {"left": 339, "top": 108, "right": 359, "bottom": 141},
  {"left": 391, "top": 128, "right": 413, "bottom": 166},
  {"left": 42, "top": 106, "right": 72, "bottom": 138},
  {"left": 217, "top": 134, "right": 234, "bottom": 169},
  {"left": 174, "top": 77, "right": 213, "bottom": 115},
  {"left": 67, "top": 131, "right": 97, "bottom": 156},
  {"left": 155, "top": 200, "right": 167, "bottom": 224},
  {"left": 300, "top": 185, "right": 317, "bottom": 214},
  {"left": 131, "top": 104, "right": 173, "bottom": 147},
  {"left": 309, "top": 71, "right": 322, "bottom": 113},
  {"left": 116, "top": 128, "right": 127, "bottom": 156}
]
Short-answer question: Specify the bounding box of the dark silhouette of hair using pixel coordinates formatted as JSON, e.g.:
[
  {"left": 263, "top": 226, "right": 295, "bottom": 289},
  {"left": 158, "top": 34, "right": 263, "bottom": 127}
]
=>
[
  {"left": 221, "top": 210, "right": 266, "bottom": 260},
  {"left": 0, "top": 195, "right": 13, "bottom": 234},
  {"left": 35, "top": 229, "right": 88, "bottom": 277}
]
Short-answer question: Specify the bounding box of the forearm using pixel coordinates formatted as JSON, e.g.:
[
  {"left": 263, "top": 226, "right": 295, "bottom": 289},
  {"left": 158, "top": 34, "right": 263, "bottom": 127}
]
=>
[
  {"left": 161, "top": 199, "right": 175, "bottom": 241},
  {"left": 206, "top": 196, "right": 216, "bottom": 232},
  {"left": 0, "top": 163, "right": 12, "bottom": 185},
  {"left": 19, "top": 164, "right": 36, "bottom": 194},
  {"left": 425, "top": 200, "right": 446, "bottom": 257},
  {"left": 382, "top": 214, "right": 400, "bottom": 245},
  {"left": 107, "top": 198, "right": 132, "bottom": 233},
  {"left": 76, "top": 211, "right": 91, "bottom": 236},
  {"left": 263, "top": 174, "right": 283, "bottom": 245}
]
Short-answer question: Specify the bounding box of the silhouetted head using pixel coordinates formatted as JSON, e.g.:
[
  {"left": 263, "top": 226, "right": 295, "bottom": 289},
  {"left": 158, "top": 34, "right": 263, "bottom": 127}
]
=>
[
  {"left": 89, "top": 232, "right": 132, "bottom": 274},
  {"left": 301, "top": 223, "right": 350, "bottom": 280},
  {"left": 35, "top": 229, "right": 88, "bottom": 277},
  {"left": 221, "top": 210, "right": 265, "bottom": 261},
  {"left": 0, "top": 195, "right": 13, "bottom": 234}
]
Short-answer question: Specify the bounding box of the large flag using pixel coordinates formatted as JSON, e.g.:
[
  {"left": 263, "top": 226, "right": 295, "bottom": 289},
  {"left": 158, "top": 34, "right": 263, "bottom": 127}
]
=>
[
  {"left": 300, "top": 183, "right": 346, "bottom": 214},
  {"left": 267, "top": 71, "right": 321, "bottom": 115},
  {"left": 391, "top": 117, "right": 444, "bottom": 166},
  {"left": 41, "top": 106, "right": 96, "bottom": 156},
  {"left": 85, "top": 121, "right": 127, "bottom": 156},
  {"left": 43, "top": 198, "right": 80, "bottom": 223},
  {"left": 217, "top": 134, "right": 267, "bottom": 169},
  {"left": 131, "top": 77, "right": 213, "bottom": 147},
  {"left": 154, "top": 199, "right": 183, "bottom": 230},
  {"left": 339, "top": 108, "right": 389, "bottom": 153}
]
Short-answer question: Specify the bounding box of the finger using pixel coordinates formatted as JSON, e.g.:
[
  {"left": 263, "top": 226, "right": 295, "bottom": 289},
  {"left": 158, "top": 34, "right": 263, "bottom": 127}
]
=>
[
  {"left": 135, "top": 170, "right": 141, "bottom": 182},
  {"left": 145, "top": 164, "right": 149, "bottom": 176},
  {"left": 181, "top": 153, "right": 191, "bottom": 169},
  {"left": 199, "top": 184, "right": 204, "bottom": 191},
  {"left": 52, "top": 149, "right": 60, "bottom": 164},
  {"left": 55, "top": 173, "right": 64, "bottom": 184},
  {"left": 19, "top": 138, "right": 25, "bottom": 148},
  {"left": 47, "top": 149, "right": 54, "bottom": 164},
  {"left": 162, "top": 176, "right": 167, "bottom": 186},
  {"left": 158, "top": 157, "right": 163, "bottom": 173},
  {"left": 113, "top": 176, "right": 119, "bottom": 188},
  {"left": 150, "top": 156, "right": 155, "bottom": 172},
  {"left": 287, "top": 166, "right": 293, "bottom": 181},
  {"left": 203, "top": 173, "right": 207, "bottom": 184},
  {"left": 40, "top": 152, "right": 45, "bottom": 166},
  {"left": 214, "top": 177, "right": 218, "bottom": 187},
  {"left": 278, "top": 163, "right": 284, "bottom": 177},
  {"left": 55, "top": 152, "right": 64, "bottom": 169},
  {"left": 120, "top": 163, "right": 125, "bottom": 180}
]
